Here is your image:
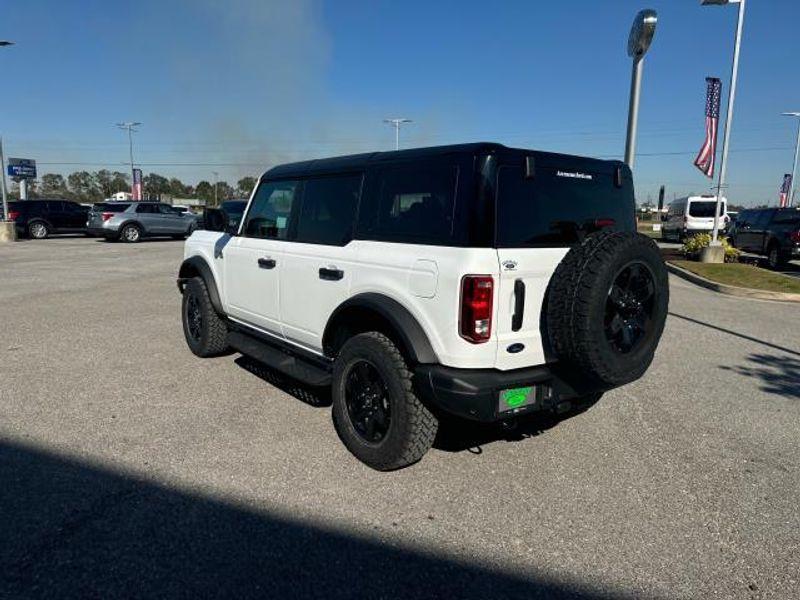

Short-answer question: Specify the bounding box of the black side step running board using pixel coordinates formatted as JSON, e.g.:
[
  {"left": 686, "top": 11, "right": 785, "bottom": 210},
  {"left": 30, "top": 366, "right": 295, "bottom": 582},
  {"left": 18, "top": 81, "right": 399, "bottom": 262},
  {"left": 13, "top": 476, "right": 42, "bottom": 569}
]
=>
[{"left": 227, "top": 330, "right": 332, "bottom": 387}]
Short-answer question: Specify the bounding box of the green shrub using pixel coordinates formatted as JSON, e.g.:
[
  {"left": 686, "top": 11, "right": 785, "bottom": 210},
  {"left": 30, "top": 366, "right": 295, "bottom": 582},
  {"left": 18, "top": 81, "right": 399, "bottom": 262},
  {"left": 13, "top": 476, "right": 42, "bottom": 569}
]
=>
[{"left": 682, "top": 233, "right": 740, "bottom": 263}]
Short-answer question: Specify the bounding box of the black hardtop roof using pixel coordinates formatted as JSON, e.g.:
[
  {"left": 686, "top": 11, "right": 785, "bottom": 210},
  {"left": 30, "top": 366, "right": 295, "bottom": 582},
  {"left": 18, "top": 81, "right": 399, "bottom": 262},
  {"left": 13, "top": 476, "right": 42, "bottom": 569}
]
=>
[{"left": 261, "top": 142, "right": 626, "bottom": 180}]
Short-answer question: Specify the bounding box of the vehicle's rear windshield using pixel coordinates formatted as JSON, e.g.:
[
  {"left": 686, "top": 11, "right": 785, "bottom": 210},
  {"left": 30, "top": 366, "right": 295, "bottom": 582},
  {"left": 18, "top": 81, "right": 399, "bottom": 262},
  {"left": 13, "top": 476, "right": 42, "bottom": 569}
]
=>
[
  {"left": 92, "top": 203, "right": 130, "bottom": 212},
  {"left": 689, "top": 201, "right": 725, "bottom": 217},
  {"left": 495, "top": 165, "right": 634, "bottom": 247}
]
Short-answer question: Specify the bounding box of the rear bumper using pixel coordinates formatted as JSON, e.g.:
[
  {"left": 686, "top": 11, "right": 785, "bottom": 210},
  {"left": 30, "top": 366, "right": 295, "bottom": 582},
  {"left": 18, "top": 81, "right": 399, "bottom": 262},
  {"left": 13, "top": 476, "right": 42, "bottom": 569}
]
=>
[
  {"left": 414, "top": 362, "right": 607, "bottom": 422},
  {"left": 88, "top": 226, "right": 118, "bottom": 238}
]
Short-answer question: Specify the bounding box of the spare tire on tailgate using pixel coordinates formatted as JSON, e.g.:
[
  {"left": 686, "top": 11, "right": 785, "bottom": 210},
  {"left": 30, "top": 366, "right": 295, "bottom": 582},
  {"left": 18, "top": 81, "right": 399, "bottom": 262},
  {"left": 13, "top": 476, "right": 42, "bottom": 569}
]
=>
[{"left": 546, "top": 231, "right": 669, "bottom": 387}]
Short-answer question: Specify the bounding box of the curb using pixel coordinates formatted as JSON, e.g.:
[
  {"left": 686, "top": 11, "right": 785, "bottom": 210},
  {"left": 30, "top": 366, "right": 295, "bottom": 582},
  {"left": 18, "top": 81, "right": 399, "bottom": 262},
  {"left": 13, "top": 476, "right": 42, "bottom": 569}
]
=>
[{"left": 665, "top": 261, "right": 800, "bottom": 303}]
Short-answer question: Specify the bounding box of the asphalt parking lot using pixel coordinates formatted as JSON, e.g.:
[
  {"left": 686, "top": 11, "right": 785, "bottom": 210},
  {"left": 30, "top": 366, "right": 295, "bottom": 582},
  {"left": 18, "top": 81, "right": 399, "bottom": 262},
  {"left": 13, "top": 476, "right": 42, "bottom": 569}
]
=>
[{"left": 1, "top": 237, "right": 798, "bottom": 599}]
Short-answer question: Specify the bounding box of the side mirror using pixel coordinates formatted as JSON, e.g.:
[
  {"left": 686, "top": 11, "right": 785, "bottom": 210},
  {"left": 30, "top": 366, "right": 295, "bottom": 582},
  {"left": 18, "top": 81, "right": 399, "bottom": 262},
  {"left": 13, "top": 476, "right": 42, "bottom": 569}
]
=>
[{"left": 204, "top": 208, "right": 229, "bottom": 232}]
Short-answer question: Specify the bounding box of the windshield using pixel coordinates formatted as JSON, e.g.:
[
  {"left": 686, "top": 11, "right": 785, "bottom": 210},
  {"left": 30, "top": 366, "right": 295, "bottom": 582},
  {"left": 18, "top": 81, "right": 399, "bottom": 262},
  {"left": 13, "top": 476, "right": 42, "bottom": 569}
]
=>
[{"left": 689, "top": 201, "right": 725, "bottom": 218}]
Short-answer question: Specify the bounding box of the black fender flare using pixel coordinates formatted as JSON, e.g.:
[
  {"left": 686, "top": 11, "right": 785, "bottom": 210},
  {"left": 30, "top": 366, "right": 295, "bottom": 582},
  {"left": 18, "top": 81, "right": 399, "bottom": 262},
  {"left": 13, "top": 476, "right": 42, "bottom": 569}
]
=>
[
  {"left": 324, "top": 293, "right": 438, "bottom": 364},
  {"left": 177, "top": 256, "right": 224, "bottom": 315}
]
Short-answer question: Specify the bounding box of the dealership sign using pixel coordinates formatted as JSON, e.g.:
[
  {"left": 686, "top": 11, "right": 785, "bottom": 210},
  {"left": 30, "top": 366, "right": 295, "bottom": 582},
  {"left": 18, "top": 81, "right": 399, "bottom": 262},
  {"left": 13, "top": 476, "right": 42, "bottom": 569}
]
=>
[{"left": 7, "top": 158, "right": 36, "bottom": 179}]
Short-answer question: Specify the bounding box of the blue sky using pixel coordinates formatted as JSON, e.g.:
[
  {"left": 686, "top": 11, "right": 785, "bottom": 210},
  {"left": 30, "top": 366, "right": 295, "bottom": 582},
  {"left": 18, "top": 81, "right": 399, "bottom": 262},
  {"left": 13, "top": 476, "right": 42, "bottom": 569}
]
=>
[{"left": 2, "top": 0, "right": 799, "bottom": 206}]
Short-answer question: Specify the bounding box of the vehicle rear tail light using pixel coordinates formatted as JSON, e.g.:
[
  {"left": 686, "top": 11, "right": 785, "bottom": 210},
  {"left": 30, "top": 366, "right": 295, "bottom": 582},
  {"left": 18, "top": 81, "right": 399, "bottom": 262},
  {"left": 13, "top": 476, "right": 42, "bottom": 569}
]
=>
[
  {"left": 7, "top": 210, "right": 20, "bottom": 220},
  {"left": 790, "top": 230, "right": 800, "bottom": 243},
  {"left": 101, "top": 212, "right": 114, "bottom": 222},
  {"left": 460, "top": 275, "right": 494, "bottom": 344}
]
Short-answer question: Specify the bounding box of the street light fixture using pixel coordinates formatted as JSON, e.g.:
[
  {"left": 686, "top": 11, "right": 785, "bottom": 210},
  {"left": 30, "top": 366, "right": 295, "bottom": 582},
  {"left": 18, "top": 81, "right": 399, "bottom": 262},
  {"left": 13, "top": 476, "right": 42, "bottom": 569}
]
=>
[
  {"left": 116, "top": 121, "right": 141, "bottom": 199},
  {"left": 624, "top": 9, "right": 658, "bottom": 168},
  {"left": 781, "top": 112, "right": 800, "bottom": 207},
  {"left": 383, "top": 118, "right": 412, "bottom": 151},
  {"left": 701, "top": 0, "right": 746, "bottom": 248}
]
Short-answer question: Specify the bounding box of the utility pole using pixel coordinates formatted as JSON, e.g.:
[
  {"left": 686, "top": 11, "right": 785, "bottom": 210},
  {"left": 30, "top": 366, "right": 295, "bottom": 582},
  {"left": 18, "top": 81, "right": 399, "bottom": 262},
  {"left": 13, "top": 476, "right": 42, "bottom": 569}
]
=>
[
  {"left": 383, "top": 118, "right": 412, "bottom": 150},
  {"left": 116, "top": 122, "right": 141, "bottom": 197}
]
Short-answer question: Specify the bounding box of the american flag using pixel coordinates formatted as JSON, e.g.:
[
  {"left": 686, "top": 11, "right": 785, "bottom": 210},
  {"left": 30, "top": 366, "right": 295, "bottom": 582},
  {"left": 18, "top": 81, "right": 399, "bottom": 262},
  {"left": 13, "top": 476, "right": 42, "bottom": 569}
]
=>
[
  {"left": 132, "top": 168, "right": 143, "bottom": 201},
  {"left": 779, "top": 173, "right": 792, "bottom": 207},
  {"left": 694, "top": 77, "right": 722, "bottom": 178}
]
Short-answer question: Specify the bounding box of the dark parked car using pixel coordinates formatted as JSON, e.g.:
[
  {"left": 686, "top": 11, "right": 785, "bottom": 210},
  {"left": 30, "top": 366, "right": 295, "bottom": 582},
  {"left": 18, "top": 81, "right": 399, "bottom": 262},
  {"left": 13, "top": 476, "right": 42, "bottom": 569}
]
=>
[
  {"left": 729, "top": 207, "right": 800, "bottom": 269},
  {"left": 4, "top": 199, "right": 90, "bottom": 239}
]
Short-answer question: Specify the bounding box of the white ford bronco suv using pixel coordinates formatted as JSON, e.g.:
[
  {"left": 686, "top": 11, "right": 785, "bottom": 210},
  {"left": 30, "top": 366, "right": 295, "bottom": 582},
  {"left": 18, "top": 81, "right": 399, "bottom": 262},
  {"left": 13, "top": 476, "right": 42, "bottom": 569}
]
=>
[{"left": 178, "top": 143, "right": 668, "bottom": 470}]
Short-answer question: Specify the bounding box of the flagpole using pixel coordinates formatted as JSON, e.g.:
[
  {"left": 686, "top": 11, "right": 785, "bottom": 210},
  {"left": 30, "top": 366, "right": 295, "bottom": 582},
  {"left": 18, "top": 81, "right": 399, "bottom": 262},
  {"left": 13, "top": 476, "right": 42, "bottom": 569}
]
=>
[
  {"left": 710, "top": 0, "right": 746, "bottom": 245},
  {"left": 787, "top": 115, "right": 800, "bottom": 208}
]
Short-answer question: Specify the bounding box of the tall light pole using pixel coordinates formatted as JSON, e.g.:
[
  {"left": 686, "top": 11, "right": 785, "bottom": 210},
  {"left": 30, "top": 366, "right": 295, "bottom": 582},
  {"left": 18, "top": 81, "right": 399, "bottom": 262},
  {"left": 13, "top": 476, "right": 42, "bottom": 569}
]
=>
[
  {"left": 1, "top": 41, "right": 14, "bottom": 240},
  {"left": 212, "top": 171, "right": 219, "bottom": 207},
  {"left": 624, "top": 10, "right": 658, "bottom": 168},
  {"left": 116, "top": 121, "right": 141, "bottom": 197},
  {"left": 782, "top": 112, "right": 800, "bottom": 207},
  {"left": 702, "top": 0, "right": 746, "bottom": 246},
  {"left": 383, "top": 118, "right": 412, "bottom": 150}
]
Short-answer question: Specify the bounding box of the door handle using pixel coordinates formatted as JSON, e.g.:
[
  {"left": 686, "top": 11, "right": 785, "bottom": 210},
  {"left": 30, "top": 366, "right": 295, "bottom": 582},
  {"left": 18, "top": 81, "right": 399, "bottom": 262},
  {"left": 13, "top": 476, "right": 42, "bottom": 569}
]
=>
[
  {"left": 258, "top": 257, "right": 276, "bottom": 269},
  {"left": 512, "top": 279, "right": 525, "bottom": 332},
  {"left": 319, "top": 267, "right": 344, "bottom": 281}
]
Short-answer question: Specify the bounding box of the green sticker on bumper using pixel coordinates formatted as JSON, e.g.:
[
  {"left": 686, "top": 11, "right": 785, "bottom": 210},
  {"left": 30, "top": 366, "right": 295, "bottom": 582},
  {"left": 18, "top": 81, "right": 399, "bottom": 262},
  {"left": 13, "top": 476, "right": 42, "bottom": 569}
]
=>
[{"left": 502, "top": 387, "right": 533, "bottom": 409}]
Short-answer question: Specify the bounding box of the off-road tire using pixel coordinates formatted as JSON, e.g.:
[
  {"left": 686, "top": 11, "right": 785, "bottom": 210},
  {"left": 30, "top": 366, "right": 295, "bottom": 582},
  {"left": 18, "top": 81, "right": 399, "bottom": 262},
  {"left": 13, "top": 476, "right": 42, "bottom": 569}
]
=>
[
  {"left": 546, "top": 231, "right": 669, "bottom": 387},
  {"left": 332, "top": 332, "right": 437, "bottom": 471},
  {"left": 181, "top": 276, "right": 229, "bottom": 357}
]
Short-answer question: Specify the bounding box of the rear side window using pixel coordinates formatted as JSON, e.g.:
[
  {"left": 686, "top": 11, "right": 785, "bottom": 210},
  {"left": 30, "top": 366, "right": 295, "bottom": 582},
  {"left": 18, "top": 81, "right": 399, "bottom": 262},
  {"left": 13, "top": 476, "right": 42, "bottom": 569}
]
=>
[
  {"left": 362, "top": 163, "right": 457, "bottom": 243},
  {"left": 688, "top": 201, "right": 724, "bottom": 217},
  {"left": 243, "top": 180, "right": 299, "bottom": 239},
  {"left": 496, "top": 166, "right": 634, "bottom": 247},
  {"left": 94, "top": 203, "right": 130, "bottom": 213},
  {"left": 136, "top": 204, "right": 158, "bottom": 214},
  {"left": 295, "top": 174, "right": 361, "bottom": 246}
]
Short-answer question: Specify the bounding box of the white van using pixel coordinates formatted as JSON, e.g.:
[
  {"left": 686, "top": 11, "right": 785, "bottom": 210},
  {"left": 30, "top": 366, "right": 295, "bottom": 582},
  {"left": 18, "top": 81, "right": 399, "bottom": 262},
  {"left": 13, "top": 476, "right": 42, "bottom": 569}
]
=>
[{"left": 662, "top": 195, "right": 728, "bottom": 242}]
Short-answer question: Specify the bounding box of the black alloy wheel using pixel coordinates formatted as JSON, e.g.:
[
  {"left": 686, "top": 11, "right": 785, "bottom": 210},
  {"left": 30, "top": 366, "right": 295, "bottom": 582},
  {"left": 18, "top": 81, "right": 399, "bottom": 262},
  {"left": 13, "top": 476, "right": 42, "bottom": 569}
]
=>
[
  {"left": 343, "top": 360, "right": 391, "bottom": 443},
  {"left": 604, "top": 260, "right": 656, "bottom": 354},
  {"left": 185, "top": 293, "right": 203, "bottom": 342}
]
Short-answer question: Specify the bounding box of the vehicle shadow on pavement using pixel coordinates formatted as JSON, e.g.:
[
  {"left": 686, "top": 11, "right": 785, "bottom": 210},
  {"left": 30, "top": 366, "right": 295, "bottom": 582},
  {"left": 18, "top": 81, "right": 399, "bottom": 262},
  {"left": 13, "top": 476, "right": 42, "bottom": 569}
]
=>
[
  {"left": 0, "top": 440, "right": 630, "bottom": 600},
  {"left": 720, "top": 353, "right": 800, "bottom": 400},
  {"left": 232, "top": 355, "right": 603, "bottom": 455},
  {"left": 434, "top": 396, "right": 601, "bottom": 453}
]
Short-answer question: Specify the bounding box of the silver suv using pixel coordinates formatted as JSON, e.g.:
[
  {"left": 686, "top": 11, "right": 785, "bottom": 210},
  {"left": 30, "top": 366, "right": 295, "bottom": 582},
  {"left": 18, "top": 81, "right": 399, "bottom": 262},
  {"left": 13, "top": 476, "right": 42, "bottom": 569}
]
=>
[{"left": 88, "top": 202, "right": 197, "bottom": 243}]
